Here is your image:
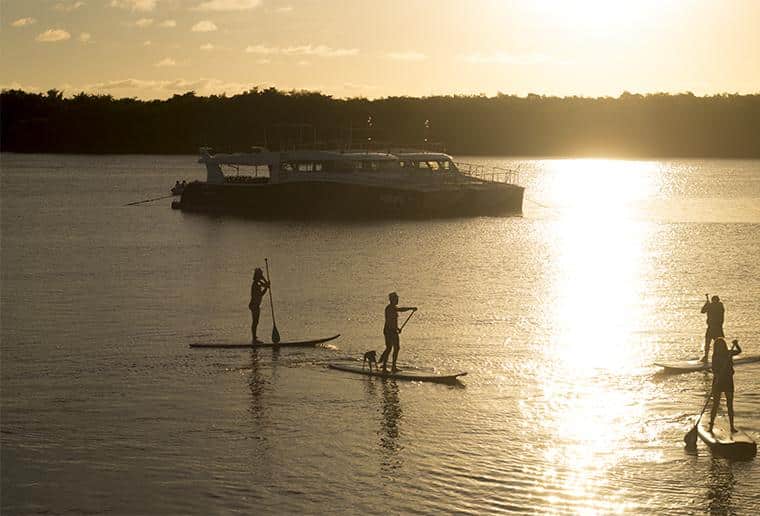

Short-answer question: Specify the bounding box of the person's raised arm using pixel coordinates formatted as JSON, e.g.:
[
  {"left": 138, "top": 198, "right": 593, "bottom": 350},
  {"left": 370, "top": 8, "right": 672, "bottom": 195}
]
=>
[{"left": 398, "top": 306, "right": 417, "bottom": 312}]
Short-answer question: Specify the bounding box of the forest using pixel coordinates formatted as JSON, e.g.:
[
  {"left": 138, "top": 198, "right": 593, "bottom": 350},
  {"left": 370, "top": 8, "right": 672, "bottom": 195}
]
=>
[{"left": 2, "top": 88, "right": 759, "bottom": 157}]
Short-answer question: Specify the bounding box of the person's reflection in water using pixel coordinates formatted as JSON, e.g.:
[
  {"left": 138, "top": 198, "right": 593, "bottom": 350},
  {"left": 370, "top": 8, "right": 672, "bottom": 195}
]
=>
[
  {"left": 706, "top": 457, "right": 736, "bottom": 514},
  {"left": 379, "top": 380, "right": 403, "bottom": 471},
  {"left": 248, "top": 349, "right": 265, "bottom": 419}
]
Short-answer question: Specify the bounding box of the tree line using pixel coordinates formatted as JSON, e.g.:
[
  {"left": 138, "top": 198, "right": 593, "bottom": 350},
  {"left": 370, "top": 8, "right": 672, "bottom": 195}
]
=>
[{"left": 1, "top": 88, "right": 759, "bottom": 157}]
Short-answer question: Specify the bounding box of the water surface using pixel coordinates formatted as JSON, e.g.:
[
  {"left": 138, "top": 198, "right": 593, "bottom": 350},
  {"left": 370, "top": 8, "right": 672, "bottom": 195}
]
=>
[{"left": 2, "top": 154, "right": 760, "bottom": 514}]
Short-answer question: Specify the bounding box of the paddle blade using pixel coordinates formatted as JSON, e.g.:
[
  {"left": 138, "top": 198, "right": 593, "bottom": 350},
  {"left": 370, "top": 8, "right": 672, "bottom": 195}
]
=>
[
  {"left": 272, "top": 325, "right": 281, "bottom": 344},
  {"left": 684, "top": 425, "right": 698, "bottom": 449}
]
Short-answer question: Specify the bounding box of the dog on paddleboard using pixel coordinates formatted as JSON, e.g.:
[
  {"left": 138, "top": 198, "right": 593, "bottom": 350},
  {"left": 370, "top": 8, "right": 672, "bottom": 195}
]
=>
[{"left": 362, "top": 350, "right": 378, "bottom": 372}]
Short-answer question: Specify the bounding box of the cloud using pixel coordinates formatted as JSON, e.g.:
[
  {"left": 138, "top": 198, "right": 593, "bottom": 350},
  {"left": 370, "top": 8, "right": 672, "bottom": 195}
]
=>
[
  {"left": 36, "top": 29, "right": 72, "bottom": 42},
  {"left": 84, "top": 77, "right": 260, "bottom": 96},
  {"left": 54, "top": 1, "right": 86, "bottom": 12},
  {"left": 191, "top": 20, "right": 218, "bottom": 32},
  {"left": 462, "top": 52, "right": 550, "bottom": 65},
  {"left": 200, "top": 43, "right": 214, "bottom": 50},
  {"left": 275, "top": 6, "right": 292, "bottom": 13},
  {"left": 1, "top": 81, "right": 42, "bottom": 92},
  {"left": 110, "top": 0, "right": 156, "bottom": 11},
  {"left": 154, "top": 57, "right": 176, "bottom": 67},
  {"left": 79, "top": 32, "right": 92, "bottom": 43},
  {"left": 143, "top": 40, "right": 152, "bottom": 46},
  {"left": 245, "top": 44, "right": 358, "bottom": 58},
  {"left": 135, "top": 18, "right": 154, "bottom": 28},
  {"left": 158, "top": 20, "right": 176, "bottom": 28},
  {"left": 386, "top": 51, "right": 426, "bottom": 61},
  {"left": 11, "top": 17, "right": 37, "bottom": 27},
  {"left": 192, "top": 0, "right": 261, "bottom": 11}
]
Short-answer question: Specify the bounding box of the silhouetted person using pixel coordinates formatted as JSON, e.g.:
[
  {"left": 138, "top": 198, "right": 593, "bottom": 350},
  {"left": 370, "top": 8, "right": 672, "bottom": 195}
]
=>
[
  {"left": 701, "top": 294, "right": 725, "bottom": 362},
  {"left": 379, "top": 292, "right": 416, "bottom": 373},
  {"left": 249, "top": 268, "right": 269, "bottom": 343},
  {"left": 708, "top": 338, "right": 742, "bottom": 433}
]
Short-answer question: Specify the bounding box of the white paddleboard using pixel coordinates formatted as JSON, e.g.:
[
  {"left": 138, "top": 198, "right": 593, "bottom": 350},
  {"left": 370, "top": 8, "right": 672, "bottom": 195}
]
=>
[
  {"left": 328, "top": 363, "right": 466, "bottom": 383},
  {"left": 655, "top": 355, "right": 760, "bottom": 373},
  {"left": 697, "top": 415, "right": 757, "bottom": 460}
]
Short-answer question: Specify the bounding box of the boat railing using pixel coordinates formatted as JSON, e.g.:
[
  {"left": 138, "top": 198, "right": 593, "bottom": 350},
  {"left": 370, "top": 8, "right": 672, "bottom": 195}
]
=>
[{"left": 454, "top": 162, "right": 520, "bottom": 185}]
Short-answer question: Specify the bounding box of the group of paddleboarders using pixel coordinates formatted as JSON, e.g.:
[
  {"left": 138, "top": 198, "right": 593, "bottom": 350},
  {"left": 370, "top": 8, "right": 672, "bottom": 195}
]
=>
[
  {"left": 700, "top": 293, "right": 742, "bottom": 434},
  {"left": 249, "top": 268, "right": 417, "bottom": 371}
]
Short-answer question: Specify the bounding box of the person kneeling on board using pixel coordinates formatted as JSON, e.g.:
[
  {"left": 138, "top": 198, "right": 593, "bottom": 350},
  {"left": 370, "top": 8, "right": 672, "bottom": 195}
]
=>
[
  {"left": 249, "top": 268, "right": 270, "bottom": 343},
  {"left": 701, "top": 294, "right": 725, "bottom": 362},
  {"left": 379, "top": 292, "right": 416, "bottom": 373},
  {"left": 708, "top": 338, "right": 742, "bottom": 434}
]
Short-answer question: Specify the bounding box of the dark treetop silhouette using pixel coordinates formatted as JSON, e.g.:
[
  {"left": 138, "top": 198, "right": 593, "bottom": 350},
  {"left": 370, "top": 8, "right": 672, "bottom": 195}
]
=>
[{"left": 2, "top": 88, "right": 760, "bottom": 157}]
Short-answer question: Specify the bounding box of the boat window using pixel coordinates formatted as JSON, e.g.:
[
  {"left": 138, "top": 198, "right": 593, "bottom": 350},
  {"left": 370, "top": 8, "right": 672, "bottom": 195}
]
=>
[
  {"left": 441, "top": 160, "right": 451, "bottom": 170},
  {"left": 415, "top": 161, "right": 430, "bottom": 169},
  {"left": 399, "top": 160, "right": 407, "bottom": 168},
  {"left": 427, "top": 161, "right": 440, "bottom": 171},
  {"left": 281, "top": 162, "right": 294, "bottom": 172}
]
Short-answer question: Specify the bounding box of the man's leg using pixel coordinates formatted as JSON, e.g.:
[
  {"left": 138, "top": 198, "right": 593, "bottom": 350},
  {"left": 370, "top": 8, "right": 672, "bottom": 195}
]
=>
[
  {"left": 703, "top": 329, "right": 711, "bottom": 362},
  {"left": 251, "top": 307, "right": 260, "bottom": 343},
  {"left": 380, "top": 333, "right": 392, "bottom": 371},
  {"left": 391, "top": 337, "right": 400, "bottom": 372}
]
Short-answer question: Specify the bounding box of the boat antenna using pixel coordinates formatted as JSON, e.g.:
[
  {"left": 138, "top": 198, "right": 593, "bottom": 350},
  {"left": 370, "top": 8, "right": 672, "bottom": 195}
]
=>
[{"left": 366, "top": 115, "right": 373, "bottom": 153}]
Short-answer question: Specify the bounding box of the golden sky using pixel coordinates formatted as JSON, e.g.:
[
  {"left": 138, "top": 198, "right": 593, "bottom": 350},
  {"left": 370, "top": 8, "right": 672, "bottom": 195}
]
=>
[{"left": 2, "top": 0, "right": 759, "bottom": 99}]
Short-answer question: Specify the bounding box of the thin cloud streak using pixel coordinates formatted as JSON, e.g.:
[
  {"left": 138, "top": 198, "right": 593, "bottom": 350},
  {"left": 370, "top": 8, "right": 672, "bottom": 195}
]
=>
[
  {"left": 245, "top": 44, "right": 358, "bottom": 58},
  {"left": 12, "top": 18, "right": 37, "bottom": 27},
  {"left": 154, "top": 58, "right": 176, "bottom": 67},
  {"left": 192, "top": 0, "right": 261, "bottom": 11},
  {"left": 36, "top": 29, "right": 72, "bottom": 43},
  {"left": 54, "top": 1, "right": 86, "bottom": 12},
  {"left": 192, "top": 20, "right": 218, "bottom": 32},
  {"left": 110, "top": 0, "right": 156, "bottom": 11}
]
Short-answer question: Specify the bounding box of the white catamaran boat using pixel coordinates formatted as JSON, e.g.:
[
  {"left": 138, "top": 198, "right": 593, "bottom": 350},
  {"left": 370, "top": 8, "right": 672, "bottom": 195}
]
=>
[{"left": 173, "top": 147, "right": 524, "bottom": 218}]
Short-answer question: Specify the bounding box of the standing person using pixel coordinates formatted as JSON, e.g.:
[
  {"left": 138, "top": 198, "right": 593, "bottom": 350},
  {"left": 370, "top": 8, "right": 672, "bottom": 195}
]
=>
[
  {"left": 708, "top": 338, "right": 742, "bottom": 433},
  {"left": 379, "top": 292, "right": 416, "bottom": 373},
  {"left": 249, "top": 268, "right": 270, "bottom": 343},
  {"left": 701, "top": 294, "right": 725, "bottom": 362}
]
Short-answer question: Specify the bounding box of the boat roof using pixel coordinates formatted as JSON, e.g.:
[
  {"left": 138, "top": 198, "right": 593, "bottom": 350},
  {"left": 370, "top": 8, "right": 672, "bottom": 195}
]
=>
[
  {"left": 201, "top": 149, "right": 398, "bottom": 164},
  {"left": 394, "top": 152, "right": 453, "bottom": 161}
]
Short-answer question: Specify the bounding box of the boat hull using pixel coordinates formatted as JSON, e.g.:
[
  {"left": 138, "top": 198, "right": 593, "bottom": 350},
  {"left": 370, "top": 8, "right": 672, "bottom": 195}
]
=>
[{"left": 176, "top": 180, "right": 524, "bottom": 218}]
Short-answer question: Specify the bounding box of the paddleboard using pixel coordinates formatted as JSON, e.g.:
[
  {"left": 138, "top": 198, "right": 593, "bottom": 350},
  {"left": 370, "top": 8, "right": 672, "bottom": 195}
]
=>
[
  {"left": 655, "top": 355, "right": 760, "bottom": 373},
  {"left": 328, "top": 363, "right": 466, "bottom": 383},
  {"left": 190, "top": 334, "right": 340, "bottom": 349},
  {"left": 697, "top": 415, "right": 757, "bottom": 460}
]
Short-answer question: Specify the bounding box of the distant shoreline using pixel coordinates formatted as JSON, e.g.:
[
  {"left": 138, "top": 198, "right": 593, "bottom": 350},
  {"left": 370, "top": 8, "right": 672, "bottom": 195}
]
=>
[{"left": 3, "top": 88, "right": 760, "bottom": 158}]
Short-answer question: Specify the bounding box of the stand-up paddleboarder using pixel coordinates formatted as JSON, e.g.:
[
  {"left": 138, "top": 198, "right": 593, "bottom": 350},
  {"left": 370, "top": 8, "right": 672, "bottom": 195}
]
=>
[
  {"left": 379, "top": 292, "right": 416, "bottom": 373},
  {"left": 708, "top": 338, "right": 742, "bottom": 433},
  {"left": 249, "top": 268, "right": 270, "bottom": 343},
  {"left": 701, "top": 294, "right": 725, "bottom": 362}
]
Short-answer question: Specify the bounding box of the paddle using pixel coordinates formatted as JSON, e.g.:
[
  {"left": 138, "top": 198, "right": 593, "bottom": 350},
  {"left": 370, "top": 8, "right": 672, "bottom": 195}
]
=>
[
  {"left": 398, "top": 308, "right": 417, "bottom": 333},
  {"left": 684, "top": 340, "right": 736, "bottom": 449},
  {"left": 264, "top": 258, "right": 280, "bottom": 344}
]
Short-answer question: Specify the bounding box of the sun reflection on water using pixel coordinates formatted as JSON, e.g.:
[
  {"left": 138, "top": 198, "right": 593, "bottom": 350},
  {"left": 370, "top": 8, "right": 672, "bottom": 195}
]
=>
[{"left": 529, "top": 159, "right": 659, "bottom": 512}]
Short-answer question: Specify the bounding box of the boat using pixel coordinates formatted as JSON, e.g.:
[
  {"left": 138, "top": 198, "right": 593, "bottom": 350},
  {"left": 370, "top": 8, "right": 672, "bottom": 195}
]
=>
[
  {"left": 697, "top": 415, "right": 757, "bottom": 460},
  {"left": 328, "top": 362, "right": 467, "bottom": 383},
  {"left": 190, "top": 334, "right": 340, "bottom": 349},
  {"left": 654, "top": 355, "right": 760, "bottom": 374},
  {"left": 173, "top": 146, "right": 524, "bottom": 218}
]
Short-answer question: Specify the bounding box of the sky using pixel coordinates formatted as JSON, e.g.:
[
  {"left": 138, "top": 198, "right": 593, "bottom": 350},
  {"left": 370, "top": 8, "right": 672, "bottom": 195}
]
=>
[{"left": 2, "top": 0, "right": 759, "bottom": 99}]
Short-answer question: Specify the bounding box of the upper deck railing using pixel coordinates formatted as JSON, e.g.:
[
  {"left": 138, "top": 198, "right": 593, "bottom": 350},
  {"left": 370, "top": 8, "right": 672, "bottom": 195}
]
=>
[{"left": 454, "top": 162, "right": 520, "bottom": 185}]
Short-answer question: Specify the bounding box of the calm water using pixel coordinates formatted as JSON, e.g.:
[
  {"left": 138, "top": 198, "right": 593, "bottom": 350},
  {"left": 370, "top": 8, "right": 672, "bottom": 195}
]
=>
[{"left": 2, "top": 154, "right": 760, "bottom": 514}]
